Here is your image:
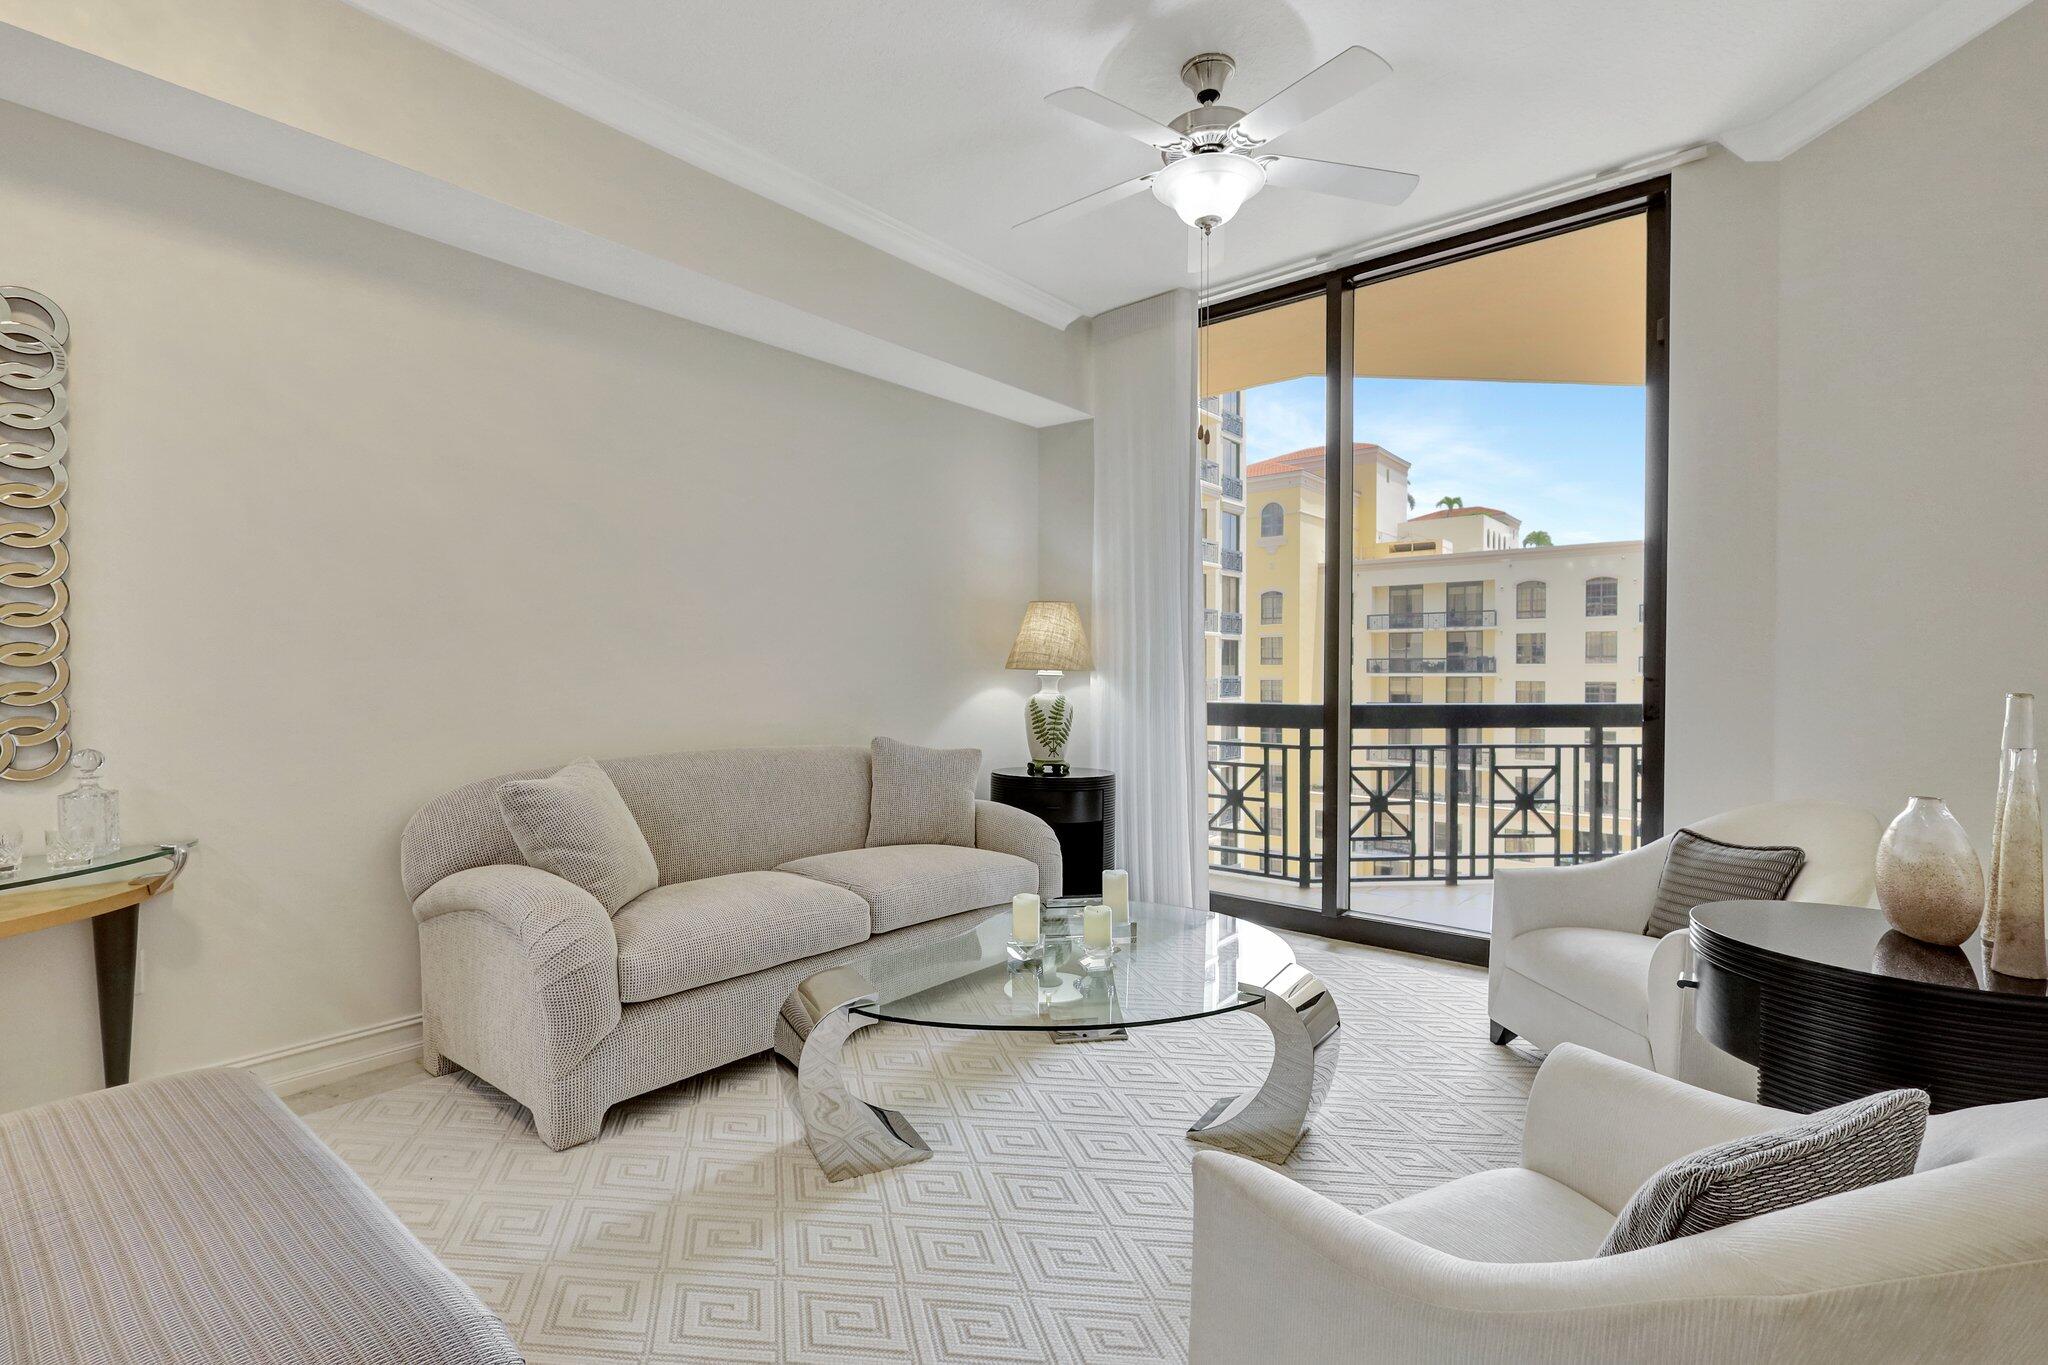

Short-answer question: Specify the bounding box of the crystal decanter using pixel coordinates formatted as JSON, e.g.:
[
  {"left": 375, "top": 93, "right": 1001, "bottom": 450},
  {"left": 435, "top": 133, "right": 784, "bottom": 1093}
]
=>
[{"left": 57, "top": 749, "right": 122, "bottom": 855}]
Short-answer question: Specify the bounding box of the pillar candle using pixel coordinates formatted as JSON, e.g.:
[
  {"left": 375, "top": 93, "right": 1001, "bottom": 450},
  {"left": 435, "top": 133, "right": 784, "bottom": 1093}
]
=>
[
  {"left": 1083, "top": 904, "right": 1113, "bottom": 951},
  {"left": 1102, "top": 869, "right": 1130, "bottom": 927},
  {"left": 1011, "top": 892, "right": 1041, "bottom": 944}
]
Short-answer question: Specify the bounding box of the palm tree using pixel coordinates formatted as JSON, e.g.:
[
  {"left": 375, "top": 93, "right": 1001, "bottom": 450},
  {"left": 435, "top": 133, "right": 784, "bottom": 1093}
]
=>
[
  {"left": 1523, "top": 530, "right": 1554, "bottom": 547},
  {"left": 1435, "top": 495, "right": 1464, "bottom": 511}
]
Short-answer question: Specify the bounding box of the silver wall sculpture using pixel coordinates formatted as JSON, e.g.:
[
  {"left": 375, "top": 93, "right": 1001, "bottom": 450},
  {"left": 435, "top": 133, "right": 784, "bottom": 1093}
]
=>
[{"left": 0, "top": 288, "right": 71, "bottom": 781}]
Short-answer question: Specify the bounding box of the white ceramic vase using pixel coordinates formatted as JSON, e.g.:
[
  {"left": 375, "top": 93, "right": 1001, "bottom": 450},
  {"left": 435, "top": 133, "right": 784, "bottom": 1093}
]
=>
[{"left": 1874, "top": 796, "right": 1984, "bottom": 947}]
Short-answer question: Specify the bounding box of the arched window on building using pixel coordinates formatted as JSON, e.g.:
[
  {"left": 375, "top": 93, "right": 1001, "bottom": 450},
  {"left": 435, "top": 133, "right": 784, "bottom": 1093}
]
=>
[
  {"left": 1260, "top": 590, "right": 1283, "bottom": 624},
  {"left": 1586, "top": 576, "right": 1618, "bottom": 617},
  {"left": 1259, "top": 502, "right": 1284, "bottom": 538}
]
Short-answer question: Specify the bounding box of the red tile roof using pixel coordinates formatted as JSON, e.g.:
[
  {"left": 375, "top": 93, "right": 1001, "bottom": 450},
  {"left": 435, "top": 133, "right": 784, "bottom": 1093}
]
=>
[
  {"left": 1407, "top": 504, "right": 1520, "bottom": 525},
  {"left": 1245, "top": 443, "right": 1405, "bottom": 477}
]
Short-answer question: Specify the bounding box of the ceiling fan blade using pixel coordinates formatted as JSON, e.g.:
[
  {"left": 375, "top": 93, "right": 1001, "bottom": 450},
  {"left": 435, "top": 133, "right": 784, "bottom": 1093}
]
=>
[
  {"left": 1013, "top": 173, "right": 1154, "bottom": 230},
  {"left": 1262, "top": 154, "right": 1419, "bottom": 206},
  {"left": 1232, "top": 46, "right": 1394, "bottom": 146},
  {"left": 1045, "top": 87, "right": 1186, "bottom": 150}
]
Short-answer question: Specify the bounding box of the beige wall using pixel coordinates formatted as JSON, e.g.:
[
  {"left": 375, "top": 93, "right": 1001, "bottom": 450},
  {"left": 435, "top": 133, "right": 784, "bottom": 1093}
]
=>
[
  {"left": 1768, "top": 0, "right": 2048, "bottom": 848},
  {"left": 0, "top": 101, "right": 1043, "bottom": 1111},
  {"left": 1668, "top": 2, "right": 2048, "bottom": 845},
  {"left": 1665, "top": 150, "right": 1781, "bottom": 824}
]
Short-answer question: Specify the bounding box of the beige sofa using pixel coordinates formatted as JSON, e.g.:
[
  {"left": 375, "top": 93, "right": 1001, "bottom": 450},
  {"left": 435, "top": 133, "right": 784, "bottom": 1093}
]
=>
[{"left": 401, "top": 745, "right": 1061, "bottom": 1148}]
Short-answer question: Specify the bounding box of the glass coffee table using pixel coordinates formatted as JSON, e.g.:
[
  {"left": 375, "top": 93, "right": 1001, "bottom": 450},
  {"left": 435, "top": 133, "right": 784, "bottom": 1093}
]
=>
[{"left": 777, "top": 902, "right": 1341, "bottom": 1181}]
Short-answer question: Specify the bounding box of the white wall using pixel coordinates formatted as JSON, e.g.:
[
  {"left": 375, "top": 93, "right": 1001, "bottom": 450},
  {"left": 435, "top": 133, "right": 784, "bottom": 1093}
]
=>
[
  {"left": 1669, "top": 1, "right": 2048, "bottom": 848},
  {"left": 0, "top": 101, "right": 1044, "bottom": 1111}
]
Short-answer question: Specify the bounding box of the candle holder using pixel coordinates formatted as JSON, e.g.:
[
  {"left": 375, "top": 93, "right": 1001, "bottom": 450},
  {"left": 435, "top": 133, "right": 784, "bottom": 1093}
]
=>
[
  {"left": 1009, "top": 892, "right": 1044, "bottom": 967},
  {"left": 1007, "top": 935, "right": 1044, "bottom": 967},
  {"left": 1080, "top": 904, "right": 1114, "bottom": 972}
]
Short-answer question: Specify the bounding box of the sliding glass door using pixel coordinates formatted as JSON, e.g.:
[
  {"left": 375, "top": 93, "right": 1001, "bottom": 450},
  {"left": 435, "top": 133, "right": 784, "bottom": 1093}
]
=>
[{"left": 1200, "top": 182, "right": 1669, "bottom": 948}]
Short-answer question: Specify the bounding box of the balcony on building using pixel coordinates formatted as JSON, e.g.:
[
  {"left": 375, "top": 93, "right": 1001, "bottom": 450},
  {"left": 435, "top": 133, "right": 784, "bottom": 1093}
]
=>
[
  {"left": 1201, "top": 538, "right": 1220, "bottom": 565},
  {"left": 1200, "top": 459, "right": 1222, "bottom": 489},
  {"left": 1364, "top": 655, "right": 1497, "bottom": 674},
  {"left": 1204, "top": 698, "right": 1645, "bottom": 938},
  {"left": 1204, "top": 607, "right": 1220, "bottom": 633},
  {"left": 1219, "top": 611, "right": 1243, "bottom": 636},
  {"left": 1365, "top": 609, "right": 1499, "bottom": 630},
  {"left": 1221, "top": 474, "right": 1245, "bottom": 501},
  {"left": 1221, "top": 548, "right": 1244, "bottom": 572},
  {"left": 1206, "top": 676, "right": 1244, "bottom": 701}
]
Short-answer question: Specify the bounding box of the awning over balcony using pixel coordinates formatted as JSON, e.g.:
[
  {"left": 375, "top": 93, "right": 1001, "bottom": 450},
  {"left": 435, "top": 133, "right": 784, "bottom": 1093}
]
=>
[{"left": 1202, "top": 215, "right": 1646, "bottom": 393}]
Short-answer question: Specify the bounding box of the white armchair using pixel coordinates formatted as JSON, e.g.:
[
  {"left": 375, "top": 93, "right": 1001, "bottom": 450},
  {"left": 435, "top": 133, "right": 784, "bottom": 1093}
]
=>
[
  {"left": 1192, "top": 1044, "right": 2048, "bottom": 1363},
  {"left": 1488, "top": 800, "right": 1881, "bottom": 1096}
]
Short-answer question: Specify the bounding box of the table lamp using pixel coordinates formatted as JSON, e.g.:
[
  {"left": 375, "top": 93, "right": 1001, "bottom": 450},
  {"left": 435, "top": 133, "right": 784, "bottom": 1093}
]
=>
[{"left": 1005, "top": 601, "right": 1093, "bottom": 775}]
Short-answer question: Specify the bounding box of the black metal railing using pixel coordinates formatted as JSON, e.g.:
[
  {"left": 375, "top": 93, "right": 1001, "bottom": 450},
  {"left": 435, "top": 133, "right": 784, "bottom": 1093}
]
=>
[
  {"left": 1200, "top": 460, "right": 1221, "bottom": 487},
  {"left": 1204, "top": 608, "right": 1219, "bottom": 632},
  {"left": 1221, "top": 547, "right": 1244, "bottom": 572},
  {"left": 1206, "top": 701, "right": 1645, "bottom": 888},
  {"left": 1364, "top": 655, "right": 1497, "bottom": 674},
  {"left": 1222, "top": 474, "right": 1244, "bottom": 500},
  {"left": 1201, "top": 539, "right": 1219, "bottom": 565},
  {"left": 1364, "top": 609, "right": 1499, "bottom": 630},
  {"left": 1219, "top": 611, "right": 1243, "bottom": 635}
]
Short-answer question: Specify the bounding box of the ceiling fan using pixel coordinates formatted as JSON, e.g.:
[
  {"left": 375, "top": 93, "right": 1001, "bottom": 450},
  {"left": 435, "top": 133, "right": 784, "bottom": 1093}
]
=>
[{"left": 1019, "top": 47, "right": 1419, "bottom": 268}]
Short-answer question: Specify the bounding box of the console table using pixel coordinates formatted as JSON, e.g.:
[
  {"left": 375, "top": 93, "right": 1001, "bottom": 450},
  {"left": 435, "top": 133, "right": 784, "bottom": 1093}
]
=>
[
  {"left": 1690, "top": 899, "right": 2048, "bottom": 1113},
  {"left": 0, "top": 842, "right": 195, "bottom": 1087},
  {"left": 990, "top": 767, "right": 1113, "bottom": 897}
]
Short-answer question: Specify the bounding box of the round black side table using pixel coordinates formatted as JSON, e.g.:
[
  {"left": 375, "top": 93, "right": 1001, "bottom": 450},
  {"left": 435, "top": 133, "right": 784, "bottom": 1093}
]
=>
[
  {"left": 1690, "top": 900, "right": 2048, "bottom": 1113},
  {"left": 989, "top": 767, "right": 1114, "bottom": 897}
]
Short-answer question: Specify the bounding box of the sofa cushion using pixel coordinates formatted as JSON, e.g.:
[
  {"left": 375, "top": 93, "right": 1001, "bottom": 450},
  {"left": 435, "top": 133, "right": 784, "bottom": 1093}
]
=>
[
  {"left": 497, "top": 758, "right": 659, "bottom": 913},
  {"left": 780, "top": 844, "right": 1035, "bottom": 934},
  {"left": 612, "top": 871, "right": 869, "bottom": 1001},
  {"left": 1366, "top": 1167, "right": 1616, "bottom": 1263},
  {"left": 866, "top": 736, "right": 978, "bottom": 848},
  {"left": 1600, "top": 1087, "right": 1930, "bottom": 1255},
  {"left": 1507, "top": 926, "right": 1660, "bottom": 1034},
  {"left": 1645, "top": 827, "right": 1806, "bottom": 937}
]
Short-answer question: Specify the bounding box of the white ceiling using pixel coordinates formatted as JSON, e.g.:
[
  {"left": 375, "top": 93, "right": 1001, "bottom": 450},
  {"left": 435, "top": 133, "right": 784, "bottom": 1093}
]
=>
[{"left": 361, "top": 0, "right": 1961, "bottom": 321}]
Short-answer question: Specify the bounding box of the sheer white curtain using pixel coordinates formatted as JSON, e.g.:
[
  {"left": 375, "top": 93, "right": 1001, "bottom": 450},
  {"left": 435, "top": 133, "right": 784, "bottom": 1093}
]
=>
[{"left": 1087, "top": 290, "right": 1206, "bottom": 906}]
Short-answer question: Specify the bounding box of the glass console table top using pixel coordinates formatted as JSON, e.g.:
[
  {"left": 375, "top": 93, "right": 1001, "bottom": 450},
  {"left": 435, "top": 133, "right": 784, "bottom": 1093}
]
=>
[
  {"left": 0, "top": 842, "right": 195, "bottom": 892},
  {"left": 849, "top": 901, "right": 1297, "bottom": 1032}
]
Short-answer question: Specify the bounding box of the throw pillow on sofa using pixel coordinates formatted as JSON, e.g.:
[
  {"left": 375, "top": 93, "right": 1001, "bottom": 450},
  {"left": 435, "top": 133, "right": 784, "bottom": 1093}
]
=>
[
  {"left": 1599, "top": 1087, "right": 1929, "bottom": 1255},
  {"left": 497, "top": 758, "right": 659, "bottom": 913},
  {"left": 866, "top": 737, "right": 978, "bottom": 848},
  {"left": 1644, "top": 828, "right": 1806, "bottom": 937}
]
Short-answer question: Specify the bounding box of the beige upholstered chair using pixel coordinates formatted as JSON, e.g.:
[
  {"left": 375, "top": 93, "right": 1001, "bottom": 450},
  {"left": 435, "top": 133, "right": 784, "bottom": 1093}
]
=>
[
  {"left": 1193, "top": 1044, "right": 2048, "bottom": 1363},
  {"left": 400, "top": 746, "right": 1060, "bottom": 1148},
  {"left": 1488, "top": 800, "right": 1882, "bottom": 1096}
]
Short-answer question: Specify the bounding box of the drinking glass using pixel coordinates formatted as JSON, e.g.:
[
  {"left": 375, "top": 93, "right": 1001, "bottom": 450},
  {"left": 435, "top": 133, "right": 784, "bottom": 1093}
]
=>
[
  {"left": 0, "top": 822, "right": 21, "bottom": 875},
  {"left": 44, "top": 828, "right": 92, "bottom": 869}
]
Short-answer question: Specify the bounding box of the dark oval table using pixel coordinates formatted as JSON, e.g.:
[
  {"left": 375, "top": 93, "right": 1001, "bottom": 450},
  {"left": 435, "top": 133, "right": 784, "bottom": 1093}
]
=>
[{"left": 1690, "top": 900, "right": 2048, "bottom": 1113}]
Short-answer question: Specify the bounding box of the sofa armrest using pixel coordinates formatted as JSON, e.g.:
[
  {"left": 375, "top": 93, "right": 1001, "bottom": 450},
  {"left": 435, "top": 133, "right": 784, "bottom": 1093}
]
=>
[
  {"left": 1491, "top": 836, "right": 1672, "bottom": 942},
  {"left": 414, "top": 864, "right": 622, "bottom": 1072},
  {"left": 1522, "top": 1043, "right": 1791, "bottom": 1213},
  {"left": 975, "top": 799, "right": 1062, "bottom": 898}
]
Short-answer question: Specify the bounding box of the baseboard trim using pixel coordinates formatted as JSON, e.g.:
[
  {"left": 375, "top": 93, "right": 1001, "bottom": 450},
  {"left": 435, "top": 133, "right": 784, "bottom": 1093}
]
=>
[{"left": 228, "top": 1013, "right": 425, "bottom": 1096}]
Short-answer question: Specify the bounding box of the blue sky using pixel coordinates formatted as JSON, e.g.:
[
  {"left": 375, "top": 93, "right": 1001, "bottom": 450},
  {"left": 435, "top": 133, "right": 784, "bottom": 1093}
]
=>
[{"left": 1241, "top": 377, "right": 1646, "bottom": 544}]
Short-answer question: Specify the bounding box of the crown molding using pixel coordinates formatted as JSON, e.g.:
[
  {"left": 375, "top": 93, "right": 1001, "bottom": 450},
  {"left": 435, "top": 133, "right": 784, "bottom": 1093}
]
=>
[
  {"left": 0, "top": 21, "right": 1089, "bottom": 428},
  {"left": 1719, "top": 0, "right": 2032, "bottom": 161},
  {"left": 340, "top": 0, "right": 1086, "bottom": 330}
]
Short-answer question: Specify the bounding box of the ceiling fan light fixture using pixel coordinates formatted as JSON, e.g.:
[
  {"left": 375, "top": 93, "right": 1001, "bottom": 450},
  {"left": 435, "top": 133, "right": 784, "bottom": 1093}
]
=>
[{"left": 1150, "top": 152, "right": 1265, "bottom": 228}]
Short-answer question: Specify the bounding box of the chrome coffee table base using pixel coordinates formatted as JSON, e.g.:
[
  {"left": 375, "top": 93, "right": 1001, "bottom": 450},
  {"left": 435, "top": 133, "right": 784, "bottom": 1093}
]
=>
[
  {"left": 783, "top": 966, "right": 933, "bottom": 1183},
  {"left": 1186, "top": 962, "right": 1342, "bottom": 1164}
]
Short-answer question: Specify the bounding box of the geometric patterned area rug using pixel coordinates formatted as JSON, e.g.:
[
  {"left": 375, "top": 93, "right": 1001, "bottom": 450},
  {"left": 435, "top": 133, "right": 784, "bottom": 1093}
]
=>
[{"left": 306, "top": 936, "right": 1538, "bottom": 1364}]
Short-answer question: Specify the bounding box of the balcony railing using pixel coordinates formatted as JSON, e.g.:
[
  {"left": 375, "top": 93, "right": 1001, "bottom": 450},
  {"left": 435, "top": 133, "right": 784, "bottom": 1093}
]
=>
[
  {"left": 1201, "top": 539, "right": 1220, "bottom": 565},
  {"left": 1365, "top": 609, "right": 1498, "bottom": 630},
  {"left": 1207, "top": 676, "right": 1244, "bottom": 701},
  {"left": 1206, "top": 701, "right": 1644, "bottom": 889},
  {"left": 1200, "top": 460, "right": 1221, "bottom": 488},
  {"left": 1204, "top": 608, "right": 1220, "bottom": 633},
  {"left": 1222, "top": 474, "right": 1245, "bottom": 501},
  {"left": 1221, "top": 547, "right": 1244, "bottom": 572},
  {"left": 1365, "top": 655, "right": 1497, "bottom": 675},
  {"left": 1219, "top": 611, "right": 1243, "bottom": 635}
]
